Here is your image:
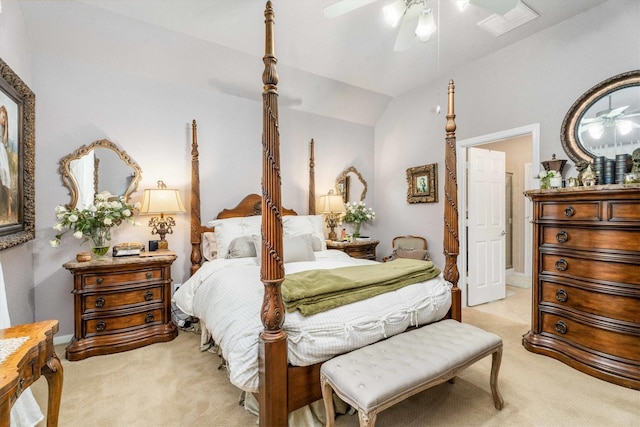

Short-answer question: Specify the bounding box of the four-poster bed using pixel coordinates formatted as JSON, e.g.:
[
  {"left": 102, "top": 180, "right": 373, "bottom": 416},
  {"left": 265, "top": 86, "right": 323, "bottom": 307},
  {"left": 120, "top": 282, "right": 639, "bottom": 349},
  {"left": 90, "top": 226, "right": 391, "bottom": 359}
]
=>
[{"left": 179, "top": 2, "right": 461, "bottom": 426}]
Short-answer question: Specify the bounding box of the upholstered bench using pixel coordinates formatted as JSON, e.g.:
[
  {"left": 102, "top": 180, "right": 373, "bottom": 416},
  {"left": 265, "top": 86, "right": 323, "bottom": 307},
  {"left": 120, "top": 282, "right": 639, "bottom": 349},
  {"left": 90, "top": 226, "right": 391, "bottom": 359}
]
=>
[{"left": 320, "top": 319, "right": 504, "bottom": 427}]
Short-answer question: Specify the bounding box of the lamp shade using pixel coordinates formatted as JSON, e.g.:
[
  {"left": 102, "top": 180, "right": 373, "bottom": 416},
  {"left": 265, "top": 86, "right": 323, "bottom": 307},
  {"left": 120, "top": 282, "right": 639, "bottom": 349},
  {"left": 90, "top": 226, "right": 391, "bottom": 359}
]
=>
[
  {"left": 319, "top": 192, "right": 346, "bottom": 214},
  {"left": 139, "top": 188, "right": 186, "bottom": 215}
]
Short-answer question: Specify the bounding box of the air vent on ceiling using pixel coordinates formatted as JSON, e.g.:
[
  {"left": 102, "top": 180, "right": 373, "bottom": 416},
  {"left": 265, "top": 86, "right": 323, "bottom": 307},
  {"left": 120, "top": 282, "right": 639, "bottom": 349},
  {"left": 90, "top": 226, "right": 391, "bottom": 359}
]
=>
[{"left": 477, "top": 1, "right": 539, "bottom": 37}]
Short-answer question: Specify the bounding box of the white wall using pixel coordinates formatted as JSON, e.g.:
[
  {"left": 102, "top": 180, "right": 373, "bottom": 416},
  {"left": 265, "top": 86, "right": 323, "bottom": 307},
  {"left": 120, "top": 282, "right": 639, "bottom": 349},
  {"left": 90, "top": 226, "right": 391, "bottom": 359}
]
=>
[
  {"left": 0, "top": 0, "right": 36, "bottom": 326},
  {"left": 373, "top": 0, "right": 640, "bottom": 267}
]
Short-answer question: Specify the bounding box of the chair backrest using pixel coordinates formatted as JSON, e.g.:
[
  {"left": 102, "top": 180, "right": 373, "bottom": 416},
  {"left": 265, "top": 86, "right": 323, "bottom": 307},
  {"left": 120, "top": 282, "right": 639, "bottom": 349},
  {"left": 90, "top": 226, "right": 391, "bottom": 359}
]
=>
[{"left": 391, "top": 235, "right": 427, "bottom": 251}]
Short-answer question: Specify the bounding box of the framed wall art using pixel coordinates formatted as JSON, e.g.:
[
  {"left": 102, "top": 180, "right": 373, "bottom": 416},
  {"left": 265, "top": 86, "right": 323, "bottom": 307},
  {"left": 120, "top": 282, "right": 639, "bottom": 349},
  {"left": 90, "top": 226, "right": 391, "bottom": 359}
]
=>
[
  {"left": 0, "top": 58, "right": 36, "bottom": 251},
  {"left": 406, "top": 163, "right": 438, "bottom": 204}
]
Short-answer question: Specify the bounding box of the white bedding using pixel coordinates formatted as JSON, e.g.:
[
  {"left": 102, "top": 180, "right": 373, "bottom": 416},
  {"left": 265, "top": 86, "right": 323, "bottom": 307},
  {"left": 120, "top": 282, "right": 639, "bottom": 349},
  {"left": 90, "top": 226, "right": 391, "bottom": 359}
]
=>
[{"left": 173, "top": 249, "right": 452, "bottom": 393}]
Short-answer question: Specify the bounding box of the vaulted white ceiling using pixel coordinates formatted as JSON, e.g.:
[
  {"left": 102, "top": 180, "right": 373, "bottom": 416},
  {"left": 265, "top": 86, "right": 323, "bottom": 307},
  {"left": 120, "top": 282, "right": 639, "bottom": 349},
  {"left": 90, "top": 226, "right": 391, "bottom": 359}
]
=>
[{"left": 19, "top": 0, "right": 607, "bottom": 125}]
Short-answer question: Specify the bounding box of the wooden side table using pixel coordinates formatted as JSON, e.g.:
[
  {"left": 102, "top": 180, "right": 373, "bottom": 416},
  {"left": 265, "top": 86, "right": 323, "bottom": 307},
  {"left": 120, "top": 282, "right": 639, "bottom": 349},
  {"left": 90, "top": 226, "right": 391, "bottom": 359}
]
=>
[
  {"left": 0, "top": 320, "right": 63, "bottom": 427},
  {"left": 63, "top": 254, "right": 178, "bottom": 361},
  {"left": 326, "top": 239, "right": 379, "bottom": 260}
]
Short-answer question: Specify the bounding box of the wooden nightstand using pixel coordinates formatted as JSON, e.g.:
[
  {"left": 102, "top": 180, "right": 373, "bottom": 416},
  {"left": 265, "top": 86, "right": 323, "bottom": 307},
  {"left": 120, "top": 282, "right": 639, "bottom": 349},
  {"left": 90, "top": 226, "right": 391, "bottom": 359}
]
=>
[
  {"left": 63, "top": 254, "right": 178, "bottom": 361},
  {"left": 326, "top": 239, "right": 379, "bottom": 260}
]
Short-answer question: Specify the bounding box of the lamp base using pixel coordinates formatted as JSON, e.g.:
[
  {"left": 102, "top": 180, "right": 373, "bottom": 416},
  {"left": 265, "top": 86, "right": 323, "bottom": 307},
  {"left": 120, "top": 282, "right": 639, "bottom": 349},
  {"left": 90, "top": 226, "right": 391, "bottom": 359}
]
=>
[
  {"left": 158, "top": 240, "right": 169, "bottom": 250},
  {"left": 328, "top": 229, "right": 338, "bottom": 241}
]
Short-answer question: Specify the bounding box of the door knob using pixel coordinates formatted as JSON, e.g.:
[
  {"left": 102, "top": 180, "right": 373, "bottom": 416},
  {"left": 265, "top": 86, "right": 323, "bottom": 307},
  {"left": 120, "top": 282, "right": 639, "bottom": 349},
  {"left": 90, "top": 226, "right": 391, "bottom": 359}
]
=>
[{"left": 500, "top": 230, "right": 506, "bottom": 236}]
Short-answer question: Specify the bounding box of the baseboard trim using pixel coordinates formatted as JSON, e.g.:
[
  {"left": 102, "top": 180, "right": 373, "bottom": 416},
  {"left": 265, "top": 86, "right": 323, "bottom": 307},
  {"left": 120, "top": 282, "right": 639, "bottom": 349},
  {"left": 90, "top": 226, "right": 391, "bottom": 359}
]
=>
[{"left": 54, "top": 334, "right": 72, "bottom": 346}]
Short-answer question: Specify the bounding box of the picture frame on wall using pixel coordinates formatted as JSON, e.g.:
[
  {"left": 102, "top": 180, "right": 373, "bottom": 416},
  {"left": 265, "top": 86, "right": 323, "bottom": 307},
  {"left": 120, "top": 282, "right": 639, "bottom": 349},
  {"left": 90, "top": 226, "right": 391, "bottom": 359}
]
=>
[
  {"left": 0, "top": 58, "right": 36, "bottom": 251},
  {"left": 406, "top": 163, "right": 438, "bottom": 204}
]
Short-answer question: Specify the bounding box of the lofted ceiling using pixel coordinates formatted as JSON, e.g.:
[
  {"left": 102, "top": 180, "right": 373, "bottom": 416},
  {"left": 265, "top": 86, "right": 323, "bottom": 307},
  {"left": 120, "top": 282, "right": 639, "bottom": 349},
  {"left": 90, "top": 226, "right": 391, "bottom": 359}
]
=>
[{"left": 18, "top": 0, "right": 607, "bottom": 125}]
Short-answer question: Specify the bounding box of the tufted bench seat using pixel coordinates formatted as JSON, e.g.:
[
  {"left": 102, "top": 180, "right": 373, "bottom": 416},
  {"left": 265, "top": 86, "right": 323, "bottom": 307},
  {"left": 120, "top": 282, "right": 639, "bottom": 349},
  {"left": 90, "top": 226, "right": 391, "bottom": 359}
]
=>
[{"left": 320, "top": 319, "right": 504, "bottom": 427}]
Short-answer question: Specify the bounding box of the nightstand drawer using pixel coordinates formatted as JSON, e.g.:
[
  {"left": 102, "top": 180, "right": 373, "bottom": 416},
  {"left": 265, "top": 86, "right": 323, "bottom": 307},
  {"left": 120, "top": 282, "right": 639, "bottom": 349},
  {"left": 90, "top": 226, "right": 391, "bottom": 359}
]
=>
[
  {"left": 83, "top": 268, "right": 162, "bottom": 287},
  {"left": 84, "top": 307, "right": 165, "bottom": 337},
  {"left": 83, "top": 286, "right": 163, "bottom": 313}
]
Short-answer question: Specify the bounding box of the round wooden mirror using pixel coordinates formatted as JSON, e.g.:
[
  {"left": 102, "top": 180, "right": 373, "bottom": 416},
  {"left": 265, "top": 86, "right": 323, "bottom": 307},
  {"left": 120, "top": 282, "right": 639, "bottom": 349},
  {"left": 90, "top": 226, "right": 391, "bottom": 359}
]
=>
[
  {"left": 58, "top": 139, "right": 142, "bottom": 209},
  {"left": 335, "top": 166, "right": 367, "bottom": 203},
  {"left": 561, "top": 70, "right": 640, "bottom": 163}
]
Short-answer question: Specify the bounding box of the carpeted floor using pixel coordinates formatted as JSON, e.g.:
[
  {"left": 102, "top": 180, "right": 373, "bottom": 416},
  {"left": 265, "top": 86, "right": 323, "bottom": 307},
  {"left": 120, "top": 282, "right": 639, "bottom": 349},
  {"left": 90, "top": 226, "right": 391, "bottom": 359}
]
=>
[{"left": 32, "top": 286, "right": 639, "bottom": 426}]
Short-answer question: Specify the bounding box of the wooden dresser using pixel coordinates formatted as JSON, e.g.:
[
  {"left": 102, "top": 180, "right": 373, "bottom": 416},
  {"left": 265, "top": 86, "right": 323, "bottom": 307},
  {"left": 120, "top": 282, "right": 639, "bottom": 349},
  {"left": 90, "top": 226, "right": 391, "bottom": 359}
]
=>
[
  {"left": 326, "top": 239, "right": 379, "bottom": 260},
  {"left": 63, "top": 254, "right": 178, "bottom": 361},
  {"left": 524, "top": 184, "right": 640, "bottom": 390}
]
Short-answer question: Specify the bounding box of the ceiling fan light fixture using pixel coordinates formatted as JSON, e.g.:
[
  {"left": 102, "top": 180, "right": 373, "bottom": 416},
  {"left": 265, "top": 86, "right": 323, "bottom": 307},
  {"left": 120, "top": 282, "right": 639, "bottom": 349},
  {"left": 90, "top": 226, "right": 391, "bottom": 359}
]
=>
[
  {"left": 455, "top": 0, "right": 470, "bottom": 12},
  {"left": 588, "top": 123, "right": 604, "bottom": 139},
  {"left": 415, "top": 8, "right": 436, "bottom": 41},
  {"left": 617, "top": 120, "right": 633, "bottom": 135},
  {"left": 383, "top": 0, "right": 406, "bottom": 27}
]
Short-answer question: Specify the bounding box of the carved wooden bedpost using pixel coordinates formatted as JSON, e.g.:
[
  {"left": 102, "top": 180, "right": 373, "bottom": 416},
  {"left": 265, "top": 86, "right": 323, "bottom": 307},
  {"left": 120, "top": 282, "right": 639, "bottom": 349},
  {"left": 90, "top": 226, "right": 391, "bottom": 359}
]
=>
[
  {"left": 309, "top": 139, "right": 316, "bottom": 215},
  {"left": 190, "top": 120, "right": 204, "bottom": 276},
  {"left": 259, "top": 2, "right": 288, "bottom": 426},
  {"left": 443, "top": 80, "right": 462, "bottom": 322}
]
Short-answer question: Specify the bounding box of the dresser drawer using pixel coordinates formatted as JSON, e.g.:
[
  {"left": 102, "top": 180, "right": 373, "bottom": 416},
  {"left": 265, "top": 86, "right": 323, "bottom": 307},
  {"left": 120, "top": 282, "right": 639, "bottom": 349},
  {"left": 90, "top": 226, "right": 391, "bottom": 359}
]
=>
[
  {"left": 83, "top": 268, "right": 162, "bottom": 287},
  {"left": 541, "top": 281, "right": 640, "bottom": 324},
  {"left": 541, "top": 253, "right": 640, "bottom": 285},
  {"left": 540, "top": 202, "right": 601, "bottom": 221},
  {"left": 541, "top": 312, "right": 640, "bottom": 361},
  {"left": 84, "top": 307, "right": 165, "bottom": 337},
  {"left": 83, "top": 286, "right": 163, "bottom": 313},
  {"left": 541, "top": 226, "right": 640, "bottom": 253},
  {"left": 608, "top": 200, "right": 640, "bottom": 222}
]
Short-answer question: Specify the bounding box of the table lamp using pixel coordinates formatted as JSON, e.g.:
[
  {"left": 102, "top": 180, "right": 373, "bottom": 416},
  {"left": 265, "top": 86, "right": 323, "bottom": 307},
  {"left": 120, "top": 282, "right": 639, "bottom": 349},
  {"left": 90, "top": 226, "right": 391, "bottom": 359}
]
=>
[
  {"left": 138, "top": 180, "right": 186, "bottom": 250},
  {"left": 319, "top": 190, "right": 346, "bottom": 241}
]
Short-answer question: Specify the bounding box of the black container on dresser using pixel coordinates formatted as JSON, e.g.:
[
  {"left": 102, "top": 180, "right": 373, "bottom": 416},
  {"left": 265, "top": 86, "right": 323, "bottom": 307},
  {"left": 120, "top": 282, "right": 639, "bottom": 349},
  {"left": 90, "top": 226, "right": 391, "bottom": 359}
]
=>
[
  {"left": 523, "top": 184, "right": 640, "bottom": 390},
  {"left": 63, "top": 254, "right": 178, "bottom": 361}
]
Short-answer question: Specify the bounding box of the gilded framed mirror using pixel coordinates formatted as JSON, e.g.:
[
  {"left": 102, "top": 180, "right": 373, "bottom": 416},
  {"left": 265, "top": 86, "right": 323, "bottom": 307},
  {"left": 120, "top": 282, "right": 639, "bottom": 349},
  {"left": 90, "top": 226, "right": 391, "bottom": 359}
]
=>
[
  {"left": 59, "top": 139, "right": 142, "bottom": 209},
  {"left": 335, "top": 166, "right": 367, "bottom": 203},
  {"left": 561, "top": 70, "right": 640, "bottom": 163}
]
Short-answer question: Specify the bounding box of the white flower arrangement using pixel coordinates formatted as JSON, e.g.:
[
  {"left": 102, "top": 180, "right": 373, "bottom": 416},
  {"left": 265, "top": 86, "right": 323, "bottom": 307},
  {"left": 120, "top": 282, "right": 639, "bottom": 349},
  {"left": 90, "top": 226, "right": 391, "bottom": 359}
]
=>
[
  {"left": 342, "top": 201, "right": 376, "bottom": 225},
  {"left": 50, "top": 191, "right": 140, "bottom": 248}
]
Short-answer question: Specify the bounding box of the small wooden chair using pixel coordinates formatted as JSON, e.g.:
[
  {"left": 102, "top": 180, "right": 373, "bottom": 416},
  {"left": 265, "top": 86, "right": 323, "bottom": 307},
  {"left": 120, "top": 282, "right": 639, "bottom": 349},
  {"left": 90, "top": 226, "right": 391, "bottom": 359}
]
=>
[{"left": 383, "top": 235, "right": 429, "bottom": 262}]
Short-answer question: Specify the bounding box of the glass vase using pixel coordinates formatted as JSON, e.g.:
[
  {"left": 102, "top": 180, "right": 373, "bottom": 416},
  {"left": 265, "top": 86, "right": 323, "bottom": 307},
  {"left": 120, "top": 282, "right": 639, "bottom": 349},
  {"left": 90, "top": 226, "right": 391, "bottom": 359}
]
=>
[
  {"left": 90, "top": 227, "right": 111, "bottom": 258},
  {"left": 352, "top": 222, "right": 361, "bottom": 238}
]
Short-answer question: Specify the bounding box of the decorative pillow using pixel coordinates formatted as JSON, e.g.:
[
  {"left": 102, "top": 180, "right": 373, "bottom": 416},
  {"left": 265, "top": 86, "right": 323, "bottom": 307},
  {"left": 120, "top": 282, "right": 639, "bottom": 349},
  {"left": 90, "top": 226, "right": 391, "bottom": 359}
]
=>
[
  {"left": 208, "top": 216, "right": 262, "bottom": 259},
  {"left": 282, "top": 215, "right": 327, "bottom": 251},
  {"left": 227, "top": 235, "right": 257, "bottom": 259},
  {"left": 201, "top": 232, "right": 217, "bottom": 262},
  {"left": 252, "top": 234, "right": 316, "bottom": 264}
]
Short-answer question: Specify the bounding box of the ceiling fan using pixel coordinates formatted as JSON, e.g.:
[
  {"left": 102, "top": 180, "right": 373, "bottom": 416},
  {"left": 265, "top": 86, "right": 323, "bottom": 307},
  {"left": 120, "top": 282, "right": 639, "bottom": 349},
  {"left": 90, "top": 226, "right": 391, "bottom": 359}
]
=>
[
  {"left": 323, "top": 0, "right": 521, "bottom": 52},
  {"left": 579, "top": 96, "right": 640, "bottom": 139}
]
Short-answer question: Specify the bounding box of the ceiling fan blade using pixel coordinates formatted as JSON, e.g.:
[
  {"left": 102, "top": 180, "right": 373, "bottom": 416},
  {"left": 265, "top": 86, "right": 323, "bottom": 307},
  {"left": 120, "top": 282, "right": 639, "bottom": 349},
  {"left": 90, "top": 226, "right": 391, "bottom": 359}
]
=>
[
  {"left": 323, "top": 0, "right": 378, "bottom": 19},
  {"left": 470, "top": 0, "right": 519, "bottom": 15},
  {"left": 393, "top": 3, "right": 422, "bottom": 52},
  {"left": 606, "top": 105, "right": 629, "bottom": 117}
]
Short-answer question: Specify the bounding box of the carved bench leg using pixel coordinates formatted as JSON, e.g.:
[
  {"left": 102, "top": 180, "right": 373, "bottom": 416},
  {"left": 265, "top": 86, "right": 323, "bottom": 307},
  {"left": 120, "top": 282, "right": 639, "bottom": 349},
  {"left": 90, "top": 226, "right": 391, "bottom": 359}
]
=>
[
  {"left": 358, "top": 409, "right": 377, "bottom": 427},
  {"left": 320, "top": 375, "right": 336, "bottom": 427},
  {"left": 490, "top": 345, "right": 504, "bottom": 410}
]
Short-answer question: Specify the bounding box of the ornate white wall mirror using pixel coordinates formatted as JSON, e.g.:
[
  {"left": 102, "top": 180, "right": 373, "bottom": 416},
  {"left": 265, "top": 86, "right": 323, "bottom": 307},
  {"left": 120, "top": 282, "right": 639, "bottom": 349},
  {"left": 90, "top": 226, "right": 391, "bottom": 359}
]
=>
[
  {"left": 335, "top": 166, "right": 367, "bottom": 203},
  {"left": 59, "top": 139, "right": 142, "bottom": 209},
  {"left": 561, "top": 70, "right": 640, "bottom": 163}
]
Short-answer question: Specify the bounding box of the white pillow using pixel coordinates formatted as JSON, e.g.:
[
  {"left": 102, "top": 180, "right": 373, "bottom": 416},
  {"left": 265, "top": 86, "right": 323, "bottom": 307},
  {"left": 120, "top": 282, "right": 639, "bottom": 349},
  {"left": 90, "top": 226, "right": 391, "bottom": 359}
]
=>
[
  {"left": 227, "top": 235, "right": 257, "bottom": 259},
  {"left": 282, "top": 215, "right": 327, "bottom": 251},
  {"left": 208, "top": 216, "right": 262, "bottom": 259},
  {"left": 252, "top": 234, "right": 316, "bottom": 264},
  {"left": 201, "top": 232, "right": 217, "bottom": 261}
]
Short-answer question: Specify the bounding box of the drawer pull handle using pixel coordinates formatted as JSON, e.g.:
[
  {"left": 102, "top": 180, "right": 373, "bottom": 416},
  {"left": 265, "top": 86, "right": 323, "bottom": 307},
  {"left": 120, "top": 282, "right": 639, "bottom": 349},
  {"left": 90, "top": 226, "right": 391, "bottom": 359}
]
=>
[
  {"left": 556, "top": 231, "right": 568, "bottom": 243},
  {"left": 555, "top": 259, "right": 568, "bottom": 271},
  {"left": 563, "top": 206, "right": 575, "bottom": 217},
  {"left": 144, "top": 290, "right": 153, "bottom": 301},
  {"left": 96, "top": 277, "right": 103, "bottom": 285},
  {"left": 146, "top": 272, "right": 153, "bottom": 279},
  {"left": 95, "top": 297, "right": 106, "bottom": 308},
  {"left": 145, "top": 312, "right": 154, "bottom": 323},
  {"left": 96, "top": 321, "right": 107, "bottom": 331},
  {"left": 555, "top": 289, "right": 568, "bottom": 302},
  {"left": 554, "top": 321, "right": 567, "bottom": 334}
]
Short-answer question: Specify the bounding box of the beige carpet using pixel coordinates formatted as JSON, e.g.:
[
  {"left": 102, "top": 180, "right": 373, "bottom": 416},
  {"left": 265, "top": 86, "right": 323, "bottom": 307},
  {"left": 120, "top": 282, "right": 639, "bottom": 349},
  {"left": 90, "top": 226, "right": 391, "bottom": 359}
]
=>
[{"left": 32, "top": 287, "right": 639, "bottom": 426}]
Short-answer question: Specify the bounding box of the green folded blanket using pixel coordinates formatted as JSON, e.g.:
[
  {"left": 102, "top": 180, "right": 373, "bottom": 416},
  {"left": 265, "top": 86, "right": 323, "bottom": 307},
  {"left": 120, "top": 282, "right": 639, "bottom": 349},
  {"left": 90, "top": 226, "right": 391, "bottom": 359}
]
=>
[{"left": 282, "top": 258, "right": 441, "bottom": 316}]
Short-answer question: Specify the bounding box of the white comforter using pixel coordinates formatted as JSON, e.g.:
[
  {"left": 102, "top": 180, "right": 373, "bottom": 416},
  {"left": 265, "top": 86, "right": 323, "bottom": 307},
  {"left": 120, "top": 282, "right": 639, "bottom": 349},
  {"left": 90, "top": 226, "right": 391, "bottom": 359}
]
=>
[{"left": 173, "top": 250, "right": 452, "bottom": 392}]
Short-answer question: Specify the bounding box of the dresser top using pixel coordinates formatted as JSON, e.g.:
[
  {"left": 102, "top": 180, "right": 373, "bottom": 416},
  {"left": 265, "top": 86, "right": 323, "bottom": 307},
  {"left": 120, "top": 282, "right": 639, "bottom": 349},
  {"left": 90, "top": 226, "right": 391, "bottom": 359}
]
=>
[
  {"left": 63, "top": 253, "right": 176, "bottom": 270},
  {"left": 525, "top": 183, "right": 640, "bottom": 197}
]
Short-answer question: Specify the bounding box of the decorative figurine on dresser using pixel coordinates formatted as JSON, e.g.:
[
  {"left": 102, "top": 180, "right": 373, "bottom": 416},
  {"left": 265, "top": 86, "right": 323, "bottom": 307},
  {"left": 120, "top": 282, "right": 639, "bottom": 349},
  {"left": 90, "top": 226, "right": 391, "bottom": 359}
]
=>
[{"left": 63, "top": 254, "right": 178, "bottom": 361}]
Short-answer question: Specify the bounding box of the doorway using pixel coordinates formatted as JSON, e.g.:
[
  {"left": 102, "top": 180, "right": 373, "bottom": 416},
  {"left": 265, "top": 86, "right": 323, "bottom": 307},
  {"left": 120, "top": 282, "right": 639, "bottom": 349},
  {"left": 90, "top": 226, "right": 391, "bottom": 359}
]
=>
[{"left": 458, "top": 124, "right": 540, "bottom": 307}]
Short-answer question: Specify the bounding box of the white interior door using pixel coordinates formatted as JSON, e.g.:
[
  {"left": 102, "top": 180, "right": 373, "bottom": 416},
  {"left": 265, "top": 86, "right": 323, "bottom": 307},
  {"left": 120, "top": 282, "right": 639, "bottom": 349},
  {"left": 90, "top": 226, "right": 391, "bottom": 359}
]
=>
[
  {"left": 524, "top": 162, "right": 534, "bottom": 277},
  {"left": 468, "top": 147, "right": 506, "bottom": 306}
]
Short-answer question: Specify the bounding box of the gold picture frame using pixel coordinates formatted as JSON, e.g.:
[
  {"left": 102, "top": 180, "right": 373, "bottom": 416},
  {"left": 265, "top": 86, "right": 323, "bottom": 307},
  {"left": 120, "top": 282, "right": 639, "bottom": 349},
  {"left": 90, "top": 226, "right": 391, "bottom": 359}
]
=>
[
  {"left": 0, "top": 58, "right": 36, "bottom": 251},
  {"left": 407, "top": 163, "right": 437, "bottom": 204}
]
